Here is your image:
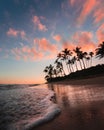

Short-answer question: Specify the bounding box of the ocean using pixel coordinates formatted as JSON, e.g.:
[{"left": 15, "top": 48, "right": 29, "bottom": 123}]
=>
[{"left": 0, "top": 84, "right": 60, "bottom": 130}]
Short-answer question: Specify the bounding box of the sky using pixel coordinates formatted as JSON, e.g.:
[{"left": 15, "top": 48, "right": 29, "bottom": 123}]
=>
[{"left": 0, "top": 0, "right": 104, "bottom": 84}]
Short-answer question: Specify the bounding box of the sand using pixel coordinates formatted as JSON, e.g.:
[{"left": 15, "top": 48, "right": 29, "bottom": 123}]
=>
[
  {"left": 56, "top": 75, "right": 104, "bottom": 85},
  {"left": 31, "top": 76, "right": 104, "bottom": 130}
]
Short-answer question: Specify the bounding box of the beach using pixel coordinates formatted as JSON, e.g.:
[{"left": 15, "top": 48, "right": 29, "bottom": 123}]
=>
[{"left": 33, "top": 76, "right": 104, "bottom": 130}]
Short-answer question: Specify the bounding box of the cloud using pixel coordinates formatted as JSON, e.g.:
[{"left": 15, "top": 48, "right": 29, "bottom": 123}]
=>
[
  {"left": 0, "top": 48, "right": 2, "bottom": 52},
  {"left": 77, "top": 0, "right": 97, "bottom": 25},
  {"left": 70, "top": 0, "right": 75, "bottom": 6},
  {"left": 7, "top": 28, "right": 26, "bottom": 38},
  {"left": 59, "top": 31, "right": 96, "bottom": 53},
  {"left": 11, "top": 45, "right": 44, "bottom": 61},
  {"left": 93, "top": 1, "right": 104, "bottom": 23},
  {"left": 7, "top": 28, "right": 18, "bottom": 37},
  {"left": 32, "top": 16, "right": 48, "bottom": 32},
  {"left": 53, "top": 34, "right": 62, "bottom": 42},
  {"left": 72, "top": 31, "right": 96, "bottom": 51},
  {"left": 34, "top": 38, "right": 58, "bottom": 52},
  {"left": 96, "top": 24, "right": 104, "bottom": 42},
  {"left": 11, "top": 38, "right": 58, "bottom": 61}
]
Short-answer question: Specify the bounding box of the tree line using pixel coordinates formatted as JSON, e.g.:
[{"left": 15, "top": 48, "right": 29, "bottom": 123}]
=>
[{"left": 43, "top": 41, "right": 104, "bottom": 81}]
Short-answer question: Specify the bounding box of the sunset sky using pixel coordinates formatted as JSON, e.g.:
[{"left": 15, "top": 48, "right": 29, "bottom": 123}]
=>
[{"left": 0, "top": 0, "right": 104, "bottom": 84}]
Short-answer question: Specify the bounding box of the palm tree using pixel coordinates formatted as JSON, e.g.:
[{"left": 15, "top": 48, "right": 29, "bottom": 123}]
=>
[
  {"left": 81, "top": 52, "right": 87, "bottom": 69},
  {"left": 43, "top": 64, "right": 54, "bottom": 81},
  {"left": 48, "top": 64, "right": 54, "bottom": 78},
  {"left": 73, "top": 47, "right": 83, "bottom": 70},
  {"left": 96, "top": 41, "right": 104, "bottom": 59},
  {"left": 53, "top": 68, "right": 58, "bottom": 77},
  {"left": 43, "top": 66, "right": 49, "bottom": 75},
  {"left": 43, "top": 66, "right": 50, "bottom": 81},
  {"left": 54, "top": 60, "right": 66, "bottom": 76},
  {"left": 89, "top": 51, "right": 94, "bottom": 66},
  {"left": 62, "top": 48, "right": 73, "bottom": 73},
  {"left": 85, "top": 56, "right": 90, "bottom": 68},
  {"left": 71, "top": 56, "right": 78, "bottom": 71},
  {"left": 67, "top": 59, "right": 73, "bottom": 72},
  {"left": 55, "top": 53, "right": 66, "bottom": 76}
]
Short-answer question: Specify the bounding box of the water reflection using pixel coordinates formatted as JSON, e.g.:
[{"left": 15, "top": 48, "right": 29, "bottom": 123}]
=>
[
  {"left": 48, "top": 84, "right": 104, "bottom": 108},
  {"left": 47, "top": 84, "right": 104, "bottom": 130}
]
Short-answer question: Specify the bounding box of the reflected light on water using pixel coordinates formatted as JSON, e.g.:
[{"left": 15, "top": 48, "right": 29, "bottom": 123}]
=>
[
  {"left": 48, "top": 84, "right": 104, "bottom": 108},
  {"left": 36, "top": 84, "right": 104, "bottom": 130}
]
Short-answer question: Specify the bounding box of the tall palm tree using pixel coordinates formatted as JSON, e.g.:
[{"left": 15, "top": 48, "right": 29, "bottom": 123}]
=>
[
  {"left": 62, "top": 48, "right": 73, "bottom": 73},
  {"left": 85, "top": 56, "right": 90, "bottom": 68},
  {"left": 43, "top": 64, "right": 54, "bottom": 81},
  {"left": 54, "top": 60, "right": 66, "bottom": 76},
  {"left": 67, "top": 59, "right": 74, "bottom": 72},
  {"left": 55, "top": 53, "right": 66, "bottom": 76},
  {"left": 48, "top": 64, "right": 54, "bottom": 78},
  {"left": 73, "top": 47, "right": 83, "bottom": 70},
  {"left": 57, "top": 53, "right": 65, "bottom": 73},
  {"left": 96, "top": 41, "right": 104, "bottom": 59},
  {"left": 71, "top": 56, "right": 78, "bottom": 71},
  {"left": 81, "top": 52, "right": 87, "bottom": 69},
  {"left": 89, "top": 51, "right": 94, "bottom": 66}
]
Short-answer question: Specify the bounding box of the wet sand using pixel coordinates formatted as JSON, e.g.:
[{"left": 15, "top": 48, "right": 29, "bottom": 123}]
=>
[{"left": 32, "top": 76, "right": 104, "bottom": 130}]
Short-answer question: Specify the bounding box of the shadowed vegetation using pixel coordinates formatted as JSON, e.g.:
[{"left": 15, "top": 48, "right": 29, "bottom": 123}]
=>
[{"left": 43, "top": 41, "right": 104, "bottom": 83}]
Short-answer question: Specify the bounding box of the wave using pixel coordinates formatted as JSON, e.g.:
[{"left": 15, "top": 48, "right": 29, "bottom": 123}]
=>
[{"left": 0, "top": 84, "right": 61, "bottom": 130}]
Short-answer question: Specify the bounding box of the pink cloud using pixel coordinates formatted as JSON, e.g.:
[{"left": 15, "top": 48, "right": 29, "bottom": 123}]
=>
[
  {"left": 53, "top": 35, "right": 62, "bottom": 42},
  {"left": 72, "top": 31, "right": 96, "bottom": 51},
  {"left": 19, "top": 30, "right": 26, "bottom": 39},
  {"left": 34, "top": 38, "right": 57, "bottom": 52},
  {"left": 0, "top": 48, "right": 2, "bottom": 52},
  {"left": 11, "top": 38, "right": 58, "bottom": 61},
  {"left": 77, "top": 0, "right": 97, "bottom": 25},
  {"left": 7, "top": 28, "right": 26, "bottom": 38},
  {"left": 93, "top": 1, "right": 104, "bottom": 23},
  {"left": 62, "top": 40, "right": 76, "bottom": 50},
  {"left": 7, "top": 28, "right": 18, "bottom": 37},
  {"left": 32, "top": 16, "right": 48, "bottom": 32},
  {"left": 70, "top": 0, "right": 75, "bottom": 6},
  {"left": 96, "top": 24, "right": 104, "bottom": 42},
  {"left": 60, "top": 31, "right": 96, "bottom": 54}
]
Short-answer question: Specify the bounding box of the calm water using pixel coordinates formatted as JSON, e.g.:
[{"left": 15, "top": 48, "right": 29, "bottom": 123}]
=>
[
  {"left": 36, "top": 83, "right": 104, "bottom": 130},
  {"left": 0, "top": 84, "right": 60, "bottom": 130}
]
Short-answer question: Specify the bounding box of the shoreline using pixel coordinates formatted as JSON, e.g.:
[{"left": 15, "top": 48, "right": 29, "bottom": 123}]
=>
[
  {"left": 31, "top": 76, "right": 104, "bottom": 130},
  {"left": 54, "top": 75, "right": 104, "bottom": 85}
]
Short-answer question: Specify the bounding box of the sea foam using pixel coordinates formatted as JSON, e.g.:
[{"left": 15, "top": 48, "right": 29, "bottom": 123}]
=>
[{"left": 0, "top": 84, "right": 60, "bottom": 130}]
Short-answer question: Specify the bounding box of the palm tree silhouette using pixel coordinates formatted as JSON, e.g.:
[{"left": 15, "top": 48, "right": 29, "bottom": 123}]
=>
[
  {"left": 71, "top": 56, "right": 78, "bottom": 71},
  {"left": 96, "top": 41, "right": 104, "bottom": 59},
  {"left": 43, "top": 64, "right": 54, "bottom": 81},
  {"left": 55, "top": 60, "right": 66, "bottom": 76},
  {"left": 85, "top": 56, "right": 90, "bottom": 68},
  {"left": 62, "top": 48, "right": 73, "bottom": 73},
  {"left": 89, "top": 51, "right": 94, "bottom": 66},
  {"left": 81, "top": 51, "right": 87, "bottom": 69},
  {"left": 56, "top": 53, "right": 66, "bottom": 75},
  {"left": 73, "top": 47, "right": 83, "bottom": 70}
]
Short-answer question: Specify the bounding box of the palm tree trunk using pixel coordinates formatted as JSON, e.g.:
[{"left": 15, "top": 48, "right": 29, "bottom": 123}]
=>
[
  {"left": 85, "top": 59, "right": 87, "bottom": 68},
  {"left": 75, "top": 61, "right": 78, "bottom": 71},
  {"left": 62, "top": 69, "right": 66, "bottom": 76},
  {"left": 71, "top": 65, "right": 74, "bottom": 72},
  {"left": 65, "top": 60, "right": 70, "bottom": 73},
  {"left": 69, "top": 64, "right": 72, "bottom": 73},
  {"left": 90, "top": 57, "right": 92, "bottom": 67},
  {"left": 79, "top": 60, "right": 83, "bottom": 70},
  {"left": 82, "top": 59, "right": 86, "bottom": 69}
]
